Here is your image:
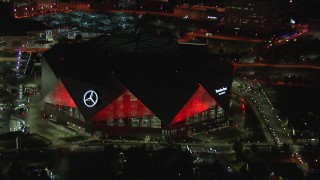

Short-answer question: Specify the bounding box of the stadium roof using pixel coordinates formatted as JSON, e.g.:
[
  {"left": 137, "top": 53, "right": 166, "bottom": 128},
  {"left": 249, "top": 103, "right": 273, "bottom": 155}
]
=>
[
  {"left": 43, "top": 31, "right": 234, "bottom": 125},
  {"left": 0, "top": 7, "right": 50, "bottom": 35}
]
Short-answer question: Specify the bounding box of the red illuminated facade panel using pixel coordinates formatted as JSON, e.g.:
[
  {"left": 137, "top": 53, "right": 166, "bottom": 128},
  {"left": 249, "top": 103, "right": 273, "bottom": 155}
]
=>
[
  {"left": 170, "top": 86, "right": 217, "bottom": 126},
  {"left": 43, "top": 80, "right": 226, "bottom": 132},
  {"left": 44, "top": 80, "right": 76, "bottom": 107},
  {"left": 91, "top": 89, "right": 155, "bottom": 122}
]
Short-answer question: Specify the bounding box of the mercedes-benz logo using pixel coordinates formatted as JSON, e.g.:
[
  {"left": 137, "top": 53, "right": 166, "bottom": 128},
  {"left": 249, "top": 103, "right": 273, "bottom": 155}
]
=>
[{"left": 83, "top": 90, "right": 98, "bottom": 107}]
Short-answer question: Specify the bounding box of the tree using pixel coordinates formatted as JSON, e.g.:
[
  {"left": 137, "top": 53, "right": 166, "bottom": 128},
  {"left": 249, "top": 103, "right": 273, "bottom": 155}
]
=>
[
  {"left": 75, "top": 34, "right": 83, "bottom": 42},
  {"left": 240, "top": 165, "right": 251, "bottom": 180},
  {"left": 233, "top": 140, "right": 243, "bottom": 153},
  {"left": 283, "top": 76, "right": 290, "bottom": 84},
  {"left": 218, "top": 49, "right": 224, "bottom": 55},
  {"left": 8, "top": 162, "right": 25, "bottom": 179},
  {"left": 271, "top": 145, "right": 280, "bottom": 152},
  {"left": 235, "top": 151, "right": 246, "bottom": 163},
  {"left": 291, "top": 75, "right": 297, "bottom": 84},
  {"left": 93, "top": 131, "right": 104, "bottom": 139},
  {"left": 233, "top": 140, "right": 245, "bottom": 163},
  {"left": 281, "top": 143, "right": 290, "bottom": 153},
  {"left": 250, "top": 143, "right": 258, "bottom": 153},
  {"left": 304, "top": 143, "right": 313, "bottom": 152},
  {"left": 303, "top": 77, "right": 310, "bottom": 84}
]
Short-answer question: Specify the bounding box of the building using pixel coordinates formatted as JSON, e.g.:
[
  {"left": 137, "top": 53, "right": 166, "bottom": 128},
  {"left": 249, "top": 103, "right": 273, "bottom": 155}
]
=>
[
  {"left": 173, "top": 3, "right": 224, "bottom": 20},
  {"left": 41, "top": 32, "right": 234, "bottom": 137},
  {"left": 0, "top": 2, "right": 50, "bottom": 51},
  {"left": 225, "top": 0, "right": 285, "bottom": 33}
]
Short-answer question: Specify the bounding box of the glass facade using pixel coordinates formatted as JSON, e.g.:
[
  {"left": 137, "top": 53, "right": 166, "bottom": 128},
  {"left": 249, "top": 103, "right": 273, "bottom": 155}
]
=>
[
  {"left": 44, "top": 81, "right": 227, "bottom": 133},
  {"left": 217, "top": 106, "right": 224, "bottom": 118},
  {"left": 171, "top": 86, "right": 218, "bottom": 125},
  {"left": 44, "top": 80, "right": 76, "bottom": 108},
  {"left": 92, "top": 89, "right": 161, "bottom": 128},
  {"left": 225, "top": 0, "right": 282, "bottom": 32},
  {"left": 185, "top": 105, "right": 221, "bottom": 125},
  {"left": 44, "top": 80, "right": 84, "bottom": 123},
  {"left": 44, "top": 102, "right": 85, "bottom": 122}
]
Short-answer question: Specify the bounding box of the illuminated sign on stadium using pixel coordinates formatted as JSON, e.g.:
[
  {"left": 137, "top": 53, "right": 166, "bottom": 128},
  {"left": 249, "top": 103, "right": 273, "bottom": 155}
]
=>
[
  {"left": 83, "top": 90, "right": 98, "bottom": 107},
  {"left": 215, "top": 87, "right": 227, "bottom": 95}
]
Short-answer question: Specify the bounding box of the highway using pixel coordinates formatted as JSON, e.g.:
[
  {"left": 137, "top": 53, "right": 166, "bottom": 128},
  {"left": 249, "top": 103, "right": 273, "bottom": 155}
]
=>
[
  {"left": 178, "top": 29, "right": 265, "bottom": 43},
  {"left": 233, "top": 78, "right": 294, "bottom": 147},
  {"left": 239, "top": 24, "right": 308, "bottom": 63},
  {"left": 3, "top": 6, "right": 313, "bottom": 178},
  {"left": 231, "top": 78, "right": 311, "bottom": 174},
  {"left": 234, "top": 63, "right": 320, "bottom": 70}
]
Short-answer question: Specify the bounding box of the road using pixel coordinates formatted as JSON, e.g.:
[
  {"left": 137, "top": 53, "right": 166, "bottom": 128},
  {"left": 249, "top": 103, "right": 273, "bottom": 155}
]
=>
[
  {"left": 239, "top": 24, "right": 308, "bottom": 63},
  {"left": 178, "top": 29, "right": 265, "bottom": 44},
  {"left": 232, "top": 78, "right": 311, "bottom": 174},
  {"left": 233, "top": 78, "right": 293, "bottom": 147},
  {"left": 234, "top": 63, "right": 320, "bottom": 70}
]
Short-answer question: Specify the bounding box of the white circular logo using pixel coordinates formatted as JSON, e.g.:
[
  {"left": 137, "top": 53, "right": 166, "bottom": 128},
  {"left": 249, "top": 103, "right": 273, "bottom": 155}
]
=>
[{"left": 83, "top": 90, "right": 98, "bottom": 107}]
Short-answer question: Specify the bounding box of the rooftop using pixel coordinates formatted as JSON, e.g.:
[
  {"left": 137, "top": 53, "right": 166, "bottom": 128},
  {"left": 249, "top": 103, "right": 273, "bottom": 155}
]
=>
[{"left": 43, "top": 26, "right": 234, "bottom": 124}]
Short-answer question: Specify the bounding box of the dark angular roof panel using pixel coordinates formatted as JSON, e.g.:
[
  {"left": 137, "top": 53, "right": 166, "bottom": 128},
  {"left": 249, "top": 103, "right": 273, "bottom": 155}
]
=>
[
  {"left": 43, "top": 32, "right": 234, "bottom": 124},
  {"left": 0, "top": 18, "right": 50, "bottom": 35}
]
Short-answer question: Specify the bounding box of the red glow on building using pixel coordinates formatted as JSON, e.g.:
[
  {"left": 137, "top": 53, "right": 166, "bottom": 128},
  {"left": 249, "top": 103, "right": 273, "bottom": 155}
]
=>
[
  {"left": 241, "top": 103, "right": 245, "bottom": 110},
  {"left": 91, "top": 89, "right": 154, "bottom": 122},
  {"left": 170, "top": 86, "right": 217, "bottom": 126},
  {"left": 44, "top": 81, "right": 76, "bottom": 107}
]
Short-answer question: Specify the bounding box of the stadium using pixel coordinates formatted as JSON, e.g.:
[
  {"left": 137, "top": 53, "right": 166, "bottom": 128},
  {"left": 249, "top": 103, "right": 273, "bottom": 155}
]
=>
[{"left": 41, "top": 32, "right": 234, "bottom": 137}]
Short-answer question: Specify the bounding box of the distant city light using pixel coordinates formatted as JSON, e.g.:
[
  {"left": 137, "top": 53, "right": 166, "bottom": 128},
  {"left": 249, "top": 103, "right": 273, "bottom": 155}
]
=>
[
  {"left": 16, "top": 47, "right": 22, "bottom": 70},
  {"left": 207, "top": 16, "right": 217, "bottom": 20},
  {"left": 290, "top": 18, "right": 296, "bottom": 24}
]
